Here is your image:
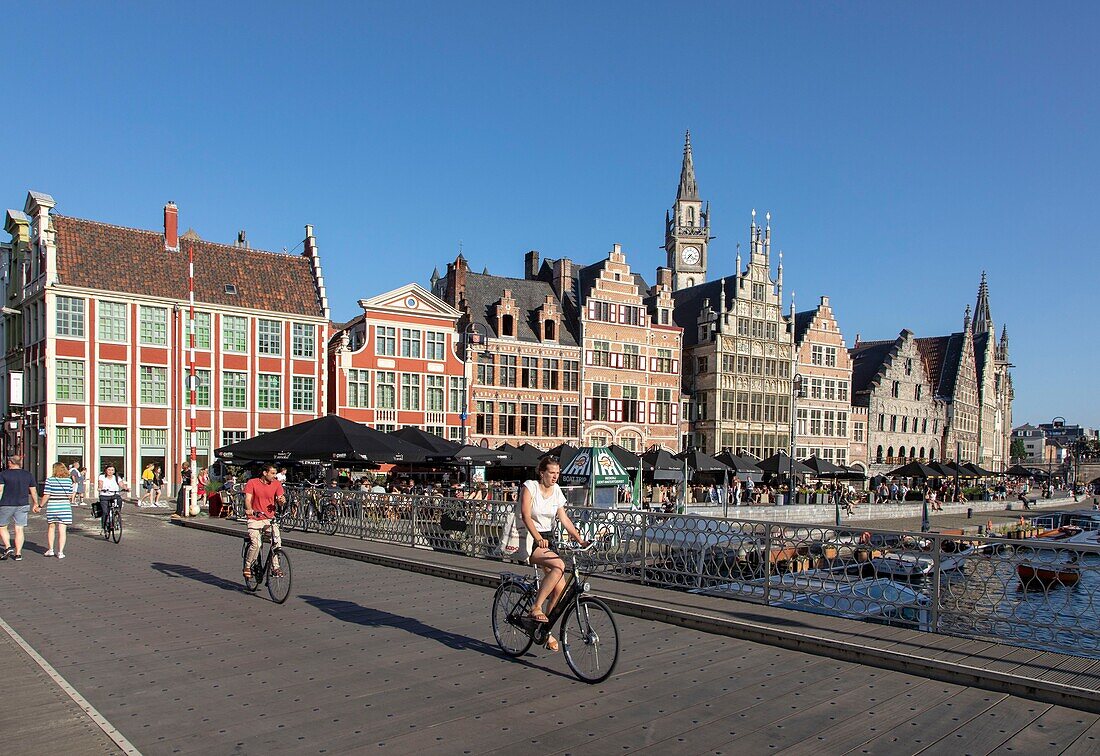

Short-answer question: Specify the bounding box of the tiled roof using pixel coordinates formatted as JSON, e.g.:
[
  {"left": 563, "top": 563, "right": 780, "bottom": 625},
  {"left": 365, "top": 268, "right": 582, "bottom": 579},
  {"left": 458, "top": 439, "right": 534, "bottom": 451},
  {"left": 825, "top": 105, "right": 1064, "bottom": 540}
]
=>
[
  {"left": 670, "top": 275, "right": 735, "bottom": 347},
  {"left": 849, "top": 338, "right": 898, "bottom": 395},
  {"left": 793, "top": 308, "right": 817, "bottom": 347},
  {"left": 460, "top": 271, "right": 580, "bottom": 346},
  {"left": 575, "top": 260, "right": 651, "bottom": 307},
  {"left": 916, "top": 333, "right": 964, "bottom": 400},
  {"left": 53, "top": 215, "right": 324, "bottom": 317},
  {"left": 973, "top": 331, "right": 991, "bottom": 386}
]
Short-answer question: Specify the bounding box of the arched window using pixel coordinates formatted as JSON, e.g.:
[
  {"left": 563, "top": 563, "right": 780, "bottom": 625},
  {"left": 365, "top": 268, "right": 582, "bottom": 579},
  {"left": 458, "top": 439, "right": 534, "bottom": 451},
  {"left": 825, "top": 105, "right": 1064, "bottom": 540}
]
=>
[
  {"left": 887, "top": 446, "right": 894, "bottom": 460},
  {"left": 687, "top": 206, "right": 695, "bottom": 225},
  {"left": 876, "top": 446, "right": 884, "bottom": 463},
  {"left": 544, "top": 320, "right": 556, "bottom": 341},
  {"left": 929, "top": 448, "right": 936, "bottom": 461},
  {"left": 919, "top": 446, "right": 926, "bottom": 460},
  {"left": 687, "top": 277, "right": 695, "bottom": 287}
]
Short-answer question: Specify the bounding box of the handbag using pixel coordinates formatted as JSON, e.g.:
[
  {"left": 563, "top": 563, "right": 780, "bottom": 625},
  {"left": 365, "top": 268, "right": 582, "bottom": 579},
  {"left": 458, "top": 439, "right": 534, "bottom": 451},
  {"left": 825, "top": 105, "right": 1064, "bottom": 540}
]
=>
[{"left": 498, "top": 503, "right": 533, "bottom": 563}]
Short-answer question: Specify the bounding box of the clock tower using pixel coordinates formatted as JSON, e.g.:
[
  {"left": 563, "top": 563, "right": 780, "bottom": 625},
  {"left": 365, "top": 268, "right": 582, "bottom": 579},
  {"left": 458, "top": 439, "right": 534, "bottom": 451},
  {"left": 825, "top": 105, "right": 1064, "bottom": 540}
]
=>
[{"left": 665, "top": 130, "right": 710, "bottom": 291}]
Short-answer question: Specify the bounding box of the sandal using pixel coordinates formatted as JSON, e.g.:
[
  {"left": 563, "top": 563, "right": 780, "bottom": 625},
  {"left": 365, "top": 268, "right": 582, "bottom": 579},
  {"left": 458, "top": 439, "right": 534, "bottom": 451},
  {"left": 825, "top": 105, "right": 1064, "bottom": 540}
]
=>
[
  {"left": 242, "top": 568, "right": 252, "bottom": 579},
  {"left": 545, "top": 634, "right": 560, "bottom": 652},
  {"left": 528, "top": 609, "right": 549, "bottom": 623}
]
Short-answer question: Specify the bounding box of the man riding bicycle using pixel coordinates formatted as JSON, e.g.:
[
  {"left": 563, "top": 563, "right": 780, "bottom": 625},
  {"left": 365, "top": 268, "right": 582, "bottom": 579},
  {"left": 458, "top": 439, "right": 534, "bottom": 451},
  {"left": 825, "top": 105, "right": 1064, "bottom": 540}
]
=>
[{"left": 243, "top": 464, "right": 287, "bottom": 580}]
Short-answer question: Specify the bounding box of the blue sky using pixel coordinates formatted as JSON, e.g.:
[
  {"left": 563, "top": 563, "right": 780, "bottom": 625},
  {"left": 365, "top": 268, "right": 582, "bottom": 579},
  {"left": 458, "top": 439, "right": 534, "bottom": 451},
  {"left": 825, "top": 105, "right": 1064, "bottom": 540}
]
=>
[{"left": 4, "top": 2, "right": 1097, "bottom": 426}]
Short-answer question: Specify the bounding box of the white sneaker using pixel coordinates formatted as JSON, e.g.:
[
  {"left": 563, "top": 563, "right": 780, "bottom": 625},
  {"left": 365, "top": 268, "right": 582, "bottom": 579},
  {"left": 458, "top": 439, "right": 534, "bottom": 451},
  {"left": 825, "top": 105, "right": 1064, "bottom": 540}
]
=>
[
  {"left": 43, "top": 549, "right": 55, "bottom": 557},
  {"left": 57, "top": 553, "right": 66, "bottom": 559}
]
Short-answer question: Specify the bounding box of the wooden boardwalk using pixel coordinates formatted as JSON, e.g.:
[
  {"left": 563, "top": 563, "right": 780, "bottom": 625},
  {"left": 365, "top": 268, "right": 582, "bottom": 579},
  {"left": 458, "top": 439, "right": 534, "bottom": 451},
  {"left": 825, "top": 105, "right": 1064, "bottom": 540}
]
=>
[{"left": 0, "top": 510, "right": 1097, "bottom": 754}]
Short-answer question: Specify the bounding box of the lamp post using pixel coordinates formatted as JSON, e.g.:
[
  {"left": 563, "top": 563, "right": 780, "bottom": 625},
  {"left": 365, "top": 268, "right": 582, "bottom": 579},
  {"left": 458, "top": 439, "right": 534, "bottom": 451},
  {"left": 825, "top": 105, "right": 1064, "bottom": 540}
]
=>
[
  {"left": 787, "top": 373, "right": 804, "bottom": 504},
  {"left": 1051, "top": 416, "right": 1066, "bottom": 497},
  {"left": 460, "top": 323, "right": 486, "bottom": 446}
]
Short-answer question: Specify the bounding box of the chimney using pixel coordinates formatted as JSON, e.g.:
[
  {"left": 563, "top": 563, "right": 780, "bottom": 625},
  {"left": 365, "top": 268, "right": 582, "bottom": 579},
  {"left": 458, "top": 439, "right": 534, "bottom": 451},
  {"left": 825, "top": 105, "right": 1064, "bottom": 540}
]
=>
[
  {"left": 236, "top": 230, "right": 248, "bottom": 248},
  {"left": 164, "top": 202, "right": 179, "bottom": 251},
  {"left": 656, "top": 266, "right": 673, "bottom": 290},
  {"left": 551, "top": 257, "right": 573, "bottom": 300},
  {"left": 524, "top": 250, "right": 540, "bottom": 280}
]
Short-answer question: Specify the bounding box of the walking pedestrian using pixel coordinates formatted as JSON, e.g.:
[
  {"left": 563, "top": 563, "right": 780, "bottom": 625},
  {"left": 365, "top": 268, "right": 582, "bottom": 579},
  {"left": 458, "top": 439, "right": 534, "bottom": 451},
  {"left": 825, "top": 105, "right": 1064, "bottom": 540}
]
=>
[
  {"left": 0, "top": 455, "right": 40, "bottom": 561},
  {"left": 152, "top": 465, "right": 164, "bottom": 506},
  {"left": 140, "top": 463, "right": 157, "bottom": 507},
  {"left": 68, "top": 460, "right": 81, "bottom": 506},
  {"left": 41, "top": 462, "right": 74, "bottom": 558},
  {"left": 176, "top": 461, "right": 193, "bottom": 516}
]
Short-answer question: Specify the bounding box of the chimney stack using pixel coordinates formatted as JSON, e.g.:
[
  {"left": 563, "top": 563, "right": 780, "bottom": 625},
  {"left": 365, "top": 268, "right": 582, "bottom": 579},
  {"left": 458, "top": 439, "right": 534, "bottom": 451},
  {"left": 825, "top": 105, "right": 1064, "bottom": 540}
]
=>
[
  {"left": 164, "top": 202, "right": 179, "bottom": 251},
  {"left": 551, "top": 257, "right": 573, "bottom": 300},
  {"left": 524, "top": 250, "right": 540, "bottom": 280},
  {"left": 656, "top": 266, "right": 673, "bottom": 290},
  {"left": 446, "top": 256, "right": 469, "bottom": 306}
]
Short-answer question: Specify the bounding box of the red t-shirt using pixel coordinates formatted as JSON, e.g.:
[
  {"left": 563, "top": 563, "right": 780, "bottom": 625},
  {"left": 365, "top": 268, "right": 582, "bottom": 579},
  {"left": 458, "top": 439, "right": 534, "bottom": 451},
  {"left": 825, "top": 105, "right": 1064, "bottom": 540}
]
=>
[{"left": 244, "top": 478, "right": 285, "bottom": 520}]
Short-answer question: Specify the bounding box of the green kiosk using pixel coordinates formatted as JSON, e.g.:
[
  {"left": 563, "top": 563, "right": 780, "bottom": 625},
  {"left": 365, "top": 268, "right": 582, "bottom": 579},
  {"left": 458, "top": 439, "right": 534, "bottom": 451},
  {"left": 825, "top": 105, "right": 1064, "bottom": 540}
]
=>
[{"left": 559, "top": 445, "right": 632, "bottom": 508}]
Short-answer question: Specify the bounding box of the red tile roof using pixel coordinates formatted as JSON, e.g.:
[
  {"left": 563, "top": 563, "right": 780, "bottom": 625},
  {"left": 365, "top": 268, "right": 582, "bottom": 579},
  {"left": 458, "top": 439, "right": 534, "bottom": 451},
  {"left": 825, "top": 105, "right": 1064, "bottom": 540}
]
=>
[{"left": 53, "top": 215, "right": 324, "bottom": 318}]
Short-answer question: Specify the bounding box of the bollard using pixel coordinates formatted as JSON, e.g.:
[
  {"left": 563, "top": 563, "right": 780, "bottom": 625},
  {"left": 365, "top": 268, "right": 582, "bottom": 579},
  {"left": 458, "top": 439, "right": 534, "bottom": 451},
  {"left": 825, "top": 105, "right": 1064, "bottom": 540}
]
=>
[{"left": 967, "top": 507, "right": 973, "bottom": 519}]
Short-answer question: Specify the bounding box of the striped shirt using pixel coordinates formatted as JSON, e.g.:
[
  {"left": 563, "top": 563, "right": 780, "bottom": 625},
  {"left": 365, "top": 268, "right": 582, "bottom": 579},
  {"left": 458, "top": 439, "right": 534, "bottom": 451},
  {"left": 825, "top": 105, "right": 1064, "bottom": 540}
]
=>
[{"left": 43, "top": 476, "right": 73, "bottom": 524}]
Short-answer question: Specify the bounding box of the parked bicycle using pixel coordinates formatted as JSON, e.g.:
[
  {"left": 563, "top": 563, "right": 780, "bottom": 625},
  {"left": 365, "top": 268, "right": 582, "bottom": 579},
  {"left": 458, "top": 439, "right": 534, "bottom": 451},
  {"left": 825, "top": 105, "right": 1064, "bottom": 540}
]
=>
[
  {"left": 283, "top": 481, "right": 339, "bottom": 535},
  {"left": 491, "top": 539, "right": 619, "bottom": 683},
  {"left": 241, "top": 515, "right": 293, "bottom": 603},
  {"left": 101, "top": 496, "right": 122, "bottom": 544}
]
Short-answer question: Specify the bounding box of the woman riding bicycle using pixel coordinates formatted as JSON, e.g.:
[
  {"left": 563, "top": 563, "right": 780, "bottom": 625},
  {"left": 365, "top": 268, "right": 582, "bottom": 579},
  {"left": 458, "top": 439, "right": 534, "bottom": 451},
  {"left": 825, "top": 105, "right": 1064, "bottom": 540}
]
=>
[
  {"left": 521, "top": 456, "right": 587, "bottom": 652},
  {"left": 96, "top": 464, "right": 128, "bottom": 530}
]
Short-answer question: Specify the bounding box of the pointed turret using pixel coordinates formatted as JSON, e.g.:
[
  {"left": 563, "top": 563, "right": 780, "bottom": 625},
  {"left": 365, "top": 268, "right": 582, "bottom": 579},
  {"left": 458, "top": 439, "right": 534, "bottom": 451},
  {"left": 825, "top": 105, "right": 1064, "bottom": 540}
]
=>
[
  {"left": 963, "top": 304, "right": 972, "bottom": 331},
  {"left": 973, "top": 271, "right": 993, "bottom": 334},
  {"left": 999, "top": 324, "right": 1009, "bottom": 359},
  {"left": 677, "top": 130, "right": 698, "bottom": 200}
]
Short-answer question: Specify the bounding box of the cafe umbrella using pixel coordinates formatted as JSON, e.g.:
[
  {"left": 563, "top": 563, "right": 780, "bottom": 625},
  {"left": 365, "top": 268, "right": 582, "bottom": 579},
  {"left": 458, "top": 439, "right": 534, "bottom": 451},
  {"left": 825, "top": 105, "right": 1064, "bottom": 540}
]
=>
[{"left": 214, "top": 414, "right": 428, "bottom": 465}]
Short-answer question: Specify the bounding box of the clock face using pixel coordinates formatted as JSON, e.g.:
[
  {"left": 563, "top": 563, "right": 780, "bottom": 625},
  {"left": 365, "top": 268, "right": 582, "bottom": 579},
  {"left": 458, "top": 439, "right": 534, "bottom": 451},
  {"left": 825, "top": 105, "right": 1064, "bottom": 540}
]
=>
[{"left": 681, "top": 246, "right": 701, "bottom": 265}]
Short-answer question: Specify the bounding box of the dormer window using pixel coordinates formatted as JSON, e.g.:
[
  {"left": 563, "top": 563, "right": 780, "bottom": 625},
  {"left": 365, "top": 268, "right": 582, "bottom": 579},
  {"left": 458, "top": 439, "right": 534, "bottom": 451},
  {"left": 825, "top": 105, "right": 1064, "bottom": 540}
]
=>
[
  {"left": 544, "top": 319, "right": 556, "bottom": 341},
  {"left": 501, "top": 314, "right": 515, "bottom": 337},
  {"left": 224, "top": 284, "right": 238, "bottom": 295}
]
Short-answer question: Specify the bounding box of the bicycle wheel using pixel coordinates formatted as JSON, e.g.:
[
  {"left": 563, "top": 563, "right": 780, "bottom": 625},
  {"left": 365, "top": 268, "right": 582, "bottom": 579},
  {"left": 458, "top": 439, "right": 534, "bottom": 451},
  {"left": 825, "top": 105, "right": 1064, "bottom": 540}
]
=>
[
  {"left": 491, "top": 582, "right": 535, "bottom": 657},
  {"left": 111, "top": 509, "right": 122, "bottom": 543},
  {"left": 266, "top": 549, "right": 292, "bottom": 604},
  {"left": 560, "top": 596, "right": 619, "bottom": 683},
  {"left": 242, "top": 539, "right": 261, "bottom": 592},
  {"left": 321, "top": 503, "right": 339, "bottom": 536}
]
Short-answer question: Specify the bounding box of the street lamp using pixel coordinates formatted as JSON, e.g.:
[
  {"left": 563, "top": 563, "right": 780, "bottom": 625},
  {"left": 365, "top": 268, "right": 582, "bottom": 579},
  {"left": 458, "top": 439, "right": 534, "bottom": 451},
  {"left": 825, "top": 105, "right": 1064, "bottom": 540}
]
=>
[
  {"left": 788, "top": 373, "right": 804, "bottom": 503},
  {"left": 460, "top": 323, "right": 487, "bottom": 445},
  {"left": 1050, "top": 416, "right": 1066, "bottom": 497}
]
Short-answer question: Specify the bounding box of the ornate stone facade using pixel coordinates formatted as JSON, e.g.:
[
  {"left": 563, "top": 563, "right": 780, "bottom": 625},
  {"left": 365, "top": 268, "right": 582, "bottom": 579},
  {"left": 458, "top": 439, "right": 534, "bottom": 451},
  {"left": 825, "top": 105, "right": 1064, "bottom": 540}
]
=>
[{"left": 850, "top": 330, "right": 946, "bottom": 475}]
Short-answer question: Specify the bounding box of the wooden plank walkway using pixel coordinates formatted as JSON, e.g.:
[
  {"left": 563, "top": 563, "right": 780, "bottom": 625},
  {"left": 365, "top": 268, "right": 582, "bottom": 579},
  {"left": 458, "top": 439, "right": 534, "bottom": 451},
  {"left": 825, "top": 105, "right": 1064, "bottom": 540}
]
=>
[
  {"left": 0, "top": 511, "right": 1095, "bottom": 754},
  {"left": 180, "top": 515, "right": 1100, "bottom": 708}
]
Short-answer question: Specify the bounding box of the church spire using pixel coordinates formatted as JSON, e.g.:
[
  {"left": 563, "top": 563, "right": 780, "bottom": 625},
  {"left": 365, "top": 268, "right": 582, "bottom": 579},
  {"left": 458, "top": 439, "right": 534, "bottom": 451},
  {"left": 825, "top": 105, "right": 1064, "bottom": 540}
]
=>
[
  {"left": 999, "top": 324, "right": 1010, "bottom": 359},
  {"left": 677, "top": 130, "right": 698, "bottom": 200},
  {"left": 973, "top": 271, "right": 992, "bottom": 335}
]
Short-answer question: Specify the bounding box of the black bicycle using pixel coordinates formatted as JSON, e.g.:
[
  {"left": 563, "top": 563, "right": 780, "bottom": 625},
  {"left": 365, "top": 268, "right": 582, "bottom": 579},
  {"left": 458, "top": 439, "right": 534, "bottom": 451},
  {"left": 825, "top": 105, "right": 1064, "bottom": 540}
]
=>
[
  {"left": 100, "top": 496, "right": 122, "bottom": 544},
  {"left": 284, "top": 482, "right": 339, "bottom": 536},
  {"left": 241, "top": 518, "right": 293, "bottom": 603},
  {"left": 491, "top": 539, "right": 619, "bottom": 683}
]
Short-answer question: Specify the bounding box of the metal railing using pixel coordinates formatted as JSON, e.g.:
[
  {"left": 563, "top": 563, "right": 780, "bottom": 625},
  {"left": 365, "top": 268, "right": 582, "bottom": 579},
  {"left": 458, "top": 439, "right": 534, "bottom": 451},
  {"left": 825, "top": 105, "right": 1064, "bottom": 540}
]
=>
[{"left": 255, "top": 486, "right": 1100, "bottom": 658}]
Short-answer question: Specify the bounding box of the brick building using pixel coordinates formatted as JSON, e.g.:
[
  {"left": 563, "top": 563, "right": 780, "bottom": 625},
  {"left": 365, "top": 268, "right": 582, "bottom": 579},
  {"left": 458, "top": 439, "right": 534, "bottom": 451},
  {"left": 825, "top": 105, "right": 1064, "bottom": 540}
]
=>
[
  {"left": 575, "top": 244, "right": 681, "bottom": 452},
  {"left": 792, "top": 296, "right": 854, "bottom": 466},
  {"left": 328, "top": 284, "right": 466, "bottom": 439},
  {"left": 435, "top": 254, "right": 583, "bottom": 448},
  {"left": 916, "top": 307, "right": 981, "bottom": 465},
  {"left": 0, "top": 192, "right": 329, "bottom": 485}
]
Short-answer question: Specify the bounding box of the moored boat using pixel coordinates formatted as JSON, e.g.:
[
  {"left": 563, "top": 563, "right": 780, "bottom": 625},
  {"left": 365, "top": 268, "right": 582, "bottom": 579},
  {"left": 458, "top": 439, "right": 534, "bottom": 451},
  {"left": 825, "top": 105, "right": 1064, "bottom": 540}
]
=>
[{"left": 1017, "top": 562, "right": 1081, "bottom": 587}]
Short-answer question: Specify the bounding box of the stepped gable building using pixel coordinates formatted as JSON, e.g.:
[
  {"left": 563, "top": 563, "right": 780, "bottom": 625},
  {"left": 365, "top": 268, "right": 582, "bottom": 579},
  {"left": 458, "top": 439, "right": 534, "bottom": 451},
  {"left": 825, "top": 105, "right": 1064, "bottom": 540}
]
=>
[
  {"left": 970, "top": 273, "right": 1014, "bottom": 470},
  {"left": 792, "top": 296, "right": 854, "bottom": 467},
  {"left": 328, "top": 284, "right": 466, "bottom": 440},
  {"left": 672, "top": 211, "right": 793, "bottom": 458},
  {"left": 915, "top": 307, "right": 982, "bottom": 465},
  {"left": 573, "top": 244, "right": 681, "bottom": 452},
  {"left": 849, "top": 330, "right": 946, "bottom": 475},
  {"left": 0, "top": 192, "right": 329, "bottom": 484},
  {"left": 435, "top": 254, "right": 583, "bottom": 448}
]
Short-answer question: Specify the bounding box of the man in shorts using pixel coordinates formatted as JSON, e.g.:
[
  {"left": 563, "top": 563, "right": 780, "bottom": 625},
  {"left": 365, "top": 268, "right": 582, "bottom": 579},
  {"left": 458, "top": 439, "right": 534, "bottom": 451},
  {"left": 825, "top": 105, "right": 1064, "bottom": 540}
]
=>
[{"left": 0, "top": 455, "right": 40, "bottom": 561}]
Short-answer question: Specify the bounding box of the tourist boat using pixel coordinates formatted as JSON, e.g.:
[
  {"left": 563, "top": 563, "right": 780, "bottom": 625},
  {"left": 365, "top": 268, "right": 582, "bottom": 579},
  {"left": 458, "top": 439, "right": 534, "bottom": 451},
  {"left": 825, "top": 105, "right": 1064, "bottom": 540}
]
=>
[
  {"left": 865, "top": 553, "right": 935, "bottom": 582},
  {"left": 1016, "top": 562, "right": 1081, "bottom": 588}
]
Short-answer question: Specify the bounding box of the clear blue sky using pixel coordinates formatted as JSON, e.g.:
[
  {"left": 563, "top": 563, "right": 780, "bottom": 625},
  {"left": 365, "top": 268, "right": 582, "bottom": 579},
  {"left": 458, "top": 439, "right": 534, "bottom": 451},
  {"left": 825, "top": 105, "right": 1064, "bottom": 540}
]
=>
[{"left": 4, "top": 2, "right": 1097, "bottom": 426}]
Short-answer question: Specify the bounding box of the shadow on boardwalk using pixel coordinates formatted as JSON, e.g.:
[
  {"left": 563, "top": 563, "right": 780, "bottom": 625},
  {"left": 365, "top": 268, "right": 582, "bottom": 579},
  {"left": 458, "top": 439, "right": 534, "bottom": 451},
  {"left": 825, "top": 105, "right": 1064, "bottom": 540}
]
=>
[
  {"left": 152, "top": 561, "right": 248, "bottom": 593},
  {"left": 300, "top": 594, "right": 573, "bottom": 679}
]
